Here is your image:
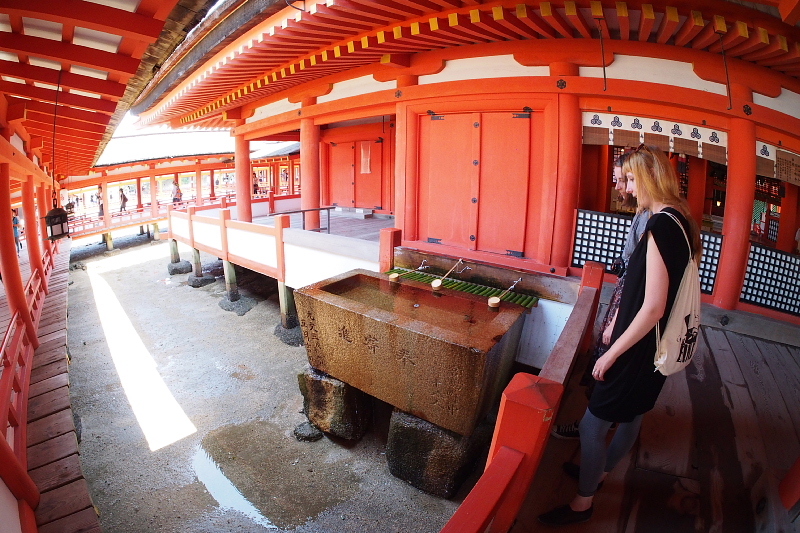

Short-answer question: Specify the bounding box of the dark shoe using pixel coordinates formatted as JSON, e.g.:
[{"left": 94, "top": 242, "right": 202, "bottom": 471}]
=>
[
  {"left": 551, "top": 421, "right": 580, "bottom": 439},
  {"left": 563, "top": 462, "right": 604, "bottom": 490},
  {"left": 538, "top": 504, "right": 593, "bottom": 526}
]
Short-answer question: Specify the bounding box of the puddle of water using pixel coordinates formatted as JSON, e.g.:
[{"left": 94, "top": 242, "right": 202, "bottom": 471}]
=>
[
  {"left": 192, "top": 446, "right": 277, "bottom": 529},
  {"left": 201, "top": 420, "right": 360, "bottom": 529}
]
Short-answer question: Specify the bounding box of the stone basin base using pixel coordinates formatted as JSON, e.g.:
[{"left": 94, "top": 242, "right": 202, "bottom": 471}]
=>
[{"left": 298, "top": 367, "right": 491, "bottom": 498}]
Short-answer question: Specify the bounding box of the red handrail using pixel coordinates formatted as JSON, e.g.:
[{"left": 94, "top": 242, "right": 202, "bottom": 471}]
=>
[{"left": 440, "top": 262, "right": 605, "bottom": 533}]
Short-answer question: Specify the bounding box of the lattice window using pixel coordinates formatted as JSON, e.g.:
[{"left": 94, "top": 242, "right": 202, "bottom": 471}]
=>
[
  {"left": 572, "top": 210, "right": 631, "bottom": 270},
  {"left": 699, "top": 232, "right": 722, "bottom": 294},
  {"left": 573, "top": 210, "right": 721, "bottom": 295},
  {"left": 740, "top": 245, "right": 800, "bottom": 315}
]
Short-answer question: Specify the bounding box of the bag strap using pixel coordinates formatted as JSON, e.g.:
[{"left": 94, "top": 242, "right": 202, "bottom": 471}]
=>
[{"left": 659, "top": 210, "right": 693, "bottom": 260}]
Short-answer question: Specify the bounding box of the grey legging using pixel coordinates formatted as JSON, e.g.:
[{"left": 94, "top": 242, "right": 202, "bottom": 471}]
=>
[{"left": 577, "top": 408, "right": 643, "bottom": 497}]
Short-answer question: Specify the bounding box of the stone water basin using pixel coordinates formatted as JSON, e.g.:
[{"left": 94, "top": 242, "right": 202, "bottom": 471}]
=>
[{"left": 294, "top": 269, "right": 527, "bottom": 436}]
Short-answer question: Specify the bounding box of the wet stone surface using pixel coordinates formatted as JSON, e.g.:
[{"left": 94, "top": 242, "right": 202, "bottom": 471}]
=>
[{"left": 66, "top": 237, "right": 463, "bottom": 532}]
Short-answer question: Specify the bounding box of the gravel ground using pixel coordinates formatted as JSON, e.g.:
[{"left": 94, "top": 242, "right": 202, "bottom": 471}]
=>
[{"left": 66, "top": 235, "right": 467, "bottom": 533}]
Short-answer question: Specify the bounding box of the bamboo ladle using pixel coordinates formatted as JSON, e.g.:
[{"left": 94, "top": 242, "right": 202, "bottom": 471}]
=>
[
  {"left": 488, "top": 277, "right": 522, "bottom": 308},
  {"left": 431, "top": 259, "right": 465, "bottom": 290}
]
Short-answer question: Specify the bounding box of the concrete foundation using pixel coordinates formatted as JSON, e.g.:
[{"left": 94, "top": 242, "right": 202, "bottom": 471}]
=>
[
  {"left": 297, "top": 366, "right": 371, "bottom": 441},
  {"left": 385, "top": 409, "right": 493, "bottom": 498}
]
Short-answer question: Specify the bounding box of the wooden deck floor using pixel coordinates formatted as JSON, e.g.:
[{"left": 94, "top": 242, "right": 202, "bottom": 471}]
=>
[
  {"left": 19, "top": 240, "right": 102, "bottom": 533},
  {"left": 512, "top": 325, "right": 800, "bottom": 532},
  {"left": 252, "top": 211, "right": 395, "bottom": 242}
]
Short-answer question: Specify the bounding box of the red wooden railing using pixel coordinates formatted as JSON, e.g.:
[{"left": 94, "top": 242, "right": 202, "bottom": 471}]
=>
[
  {"left": 0, "top": 245, "right": 56, "bottom": 531},
  {"left": 441, "top": 262, "right": 605, "bottom": 533}
]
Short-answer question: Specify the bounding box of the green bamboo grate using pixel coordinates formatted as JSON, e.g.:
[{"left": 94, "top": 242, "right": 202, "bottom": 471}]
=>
[{"left": 385, "top": 269, "right": 539, "bottom": 308}]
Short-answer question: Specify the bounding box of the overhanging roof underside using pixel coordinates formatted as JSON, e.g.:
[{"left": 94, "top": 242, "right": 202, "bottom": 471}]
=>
[
  {"left": 0, "top": 0, "right": 216, "bottom": 178},
  {"left": 136, "top": 0, "right": 800, "bottom": 131}
]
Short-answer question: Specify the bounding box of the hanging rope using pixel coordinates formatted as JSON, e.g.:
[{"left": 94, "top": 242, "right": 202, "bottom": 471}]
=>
[
  {"left": 50, "top": 70, "right": 63, "bottom": 205},
  {"left": 717, "top": 32, "right": 733, "bottom": 110},
  {"left": 596, "top": 18, "right": 608, "bottom": 91}
]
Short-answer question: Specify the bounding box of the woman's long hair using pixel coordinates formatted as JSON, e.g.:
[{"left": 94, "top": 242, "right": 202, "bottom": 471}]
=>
[{"left": 622, "top": 145, "right": 702, "bottom": 262}]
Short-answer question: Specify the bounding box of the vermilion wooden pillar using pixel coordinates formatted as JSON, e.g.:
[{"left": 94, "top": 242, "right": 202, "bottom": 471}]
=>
[
  {"left": 300, "top": 108, "right": 321, "bottom": 230},
  {"left": 713, "top": 117, "right": 756, "bottom": 310},
  {"left": 209, "top": 169, "right": 216, "bottom": 199},
  {"left": 687, "top": 156, "right": 707, "bottom": 225},
  {"left": 150, "top": 174, "right": 158, "bottom": 217},
  {"left": 136, "top": 177, "right": 143, "bottom": 210},
  {"left": 0, "top": 164, "right": 39, "bottom": 349},
  {"left": 37, "top": 183, "right": 53, "bottom": 265},
  {"left": 235, "top": 131, "right": 252, "bottom": 222},
  {"left": 551, "top": 90, "right": 581, "bottom": 268},
  {"left": 101, "top": 180, "right": 111, "bottom": 229},
  {"left": 776, "top": 183, "right": 799, "bottom": 253},
  {"left": 22, "top": 177, "right": 46, "bottom": 293},
  {"left": 195, "top": 167, "right": 203, "bottom": 206}
]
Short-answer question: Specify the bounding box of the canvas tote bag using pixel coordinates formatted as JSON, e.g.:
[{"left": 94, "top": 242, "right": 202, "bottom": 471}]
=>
[{"left": 654, "top": 211, "right": 702, "bottom": 376}]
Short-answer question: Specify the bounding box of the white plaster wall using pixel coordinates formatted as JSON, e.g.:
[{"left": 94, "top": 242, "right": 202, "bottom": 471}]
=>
[
  {"left": 11, "top": 133, "right": 24, "bottom": 152},
  {"left": 580, "top": 55, "right": 727, "bottom": 96},
  {"left": 754, "top": 88, "right": 800, "bottom": 121},
  {"left": 227, "top": 228, "right": 278, "bottom": 267},
  {"left": 246, "top": 98, "right": 301, "bottom": 124},
  {"left": 515, "top": 299, "right": 574, "bottom": 369},
  {"left": 420, "top": 55, "right": 549, "bottom": 85},
  {"left": 274, "top": 197, "right": 301, "bottom": 211},
  {"left": 284, "top": 244, "right": 379, "bottom": 289},
  {"left": 0, "top": 479, "right": 22, "bottom": 533},
  {"left": 317, "top": 75, "right": 395, "bottom": 104},
  {"left": 192, "top": 220, "right": 222, "bottom": 250},
  {"left": 170, "top": 217, "right": 190, "bottom": 239},
  {"left": 252, "top": 202, "right": 271, "bottom": 218}
]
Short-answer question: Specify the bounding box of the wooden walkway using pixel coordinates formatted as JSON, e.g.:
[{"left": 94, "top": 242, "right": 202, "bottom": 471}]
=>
[
  {"left": 512, "top": 325, "right": 800, "bottom": 532},
  {"left": 24, "top": 240, "right": 101, "bottom": 533},
  {"left": 253, "top": 211, "right": 395, "bottom": 242}
]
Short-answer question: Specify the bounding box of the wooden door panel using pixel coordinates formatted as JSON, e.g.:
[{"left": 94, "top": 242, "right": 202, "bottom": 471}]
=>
[
  {"left": 355, "top": 140, "right": 382, "bottom": 209},
  {"left": 329, "top": 142, "right": 355, "bottom": 207},
  {"left": 476, "top": 112, "right": 530, "bottom": 256},
  {"left": 418, "top": 113, "right": 476, "bottom": 249}
]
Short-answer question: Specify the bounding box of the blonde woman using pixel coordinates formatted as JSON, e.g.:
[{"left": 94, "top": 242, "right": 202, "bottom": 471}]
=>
[{"left": 539, "top": 145, "right": 701, "bottom": 526}]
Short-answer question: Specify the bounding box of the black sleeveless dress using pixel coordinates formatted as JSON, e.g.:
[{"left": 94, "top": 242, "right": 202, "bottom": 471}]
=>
[{"left": 588, "top": 207, "right": 693, "bottom": 423}]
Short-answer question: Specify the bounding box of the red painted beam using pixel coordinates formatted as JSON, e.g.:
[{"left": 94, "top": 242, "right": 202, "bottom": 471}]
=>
[
  {"left": 0, "top": 32, "right": 140, "bottom": 78},
  {"left": 6, "top": 96, "right": 111, "bottom": 125},
  {"left": 26, "top": 112, "right": 107, "bottom": 134},
  {"left": 0, "top": 0, "right": 164, "bottom": 41},
  {"left": 0, "top": 60, "right": 126, "bottom": 99},
  {"left": 779, "top": 0, "right": 800, "bottom": 25},
  {"left": 0, "top": 81, "right": 117, "bottom": 114}
]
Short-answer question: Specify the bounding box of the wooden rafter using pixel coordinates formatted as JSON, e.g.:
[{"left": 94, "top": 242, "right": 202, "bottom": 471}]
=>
[{"left": 0, "top": 0, "right": 163, "bottom": 41}]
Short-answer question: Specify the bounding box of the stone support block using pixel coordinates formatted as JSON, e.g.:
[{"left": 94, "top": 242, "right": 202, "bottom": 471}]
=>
[
  {"left": 297, "top": 366, "right": 371, "bottom": 441},
  {"left": 386, "top": 409, "right": 492, "bottom": 498},
  {"left": 167, "top": 260, "right": 192, "bottom": 275}
]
